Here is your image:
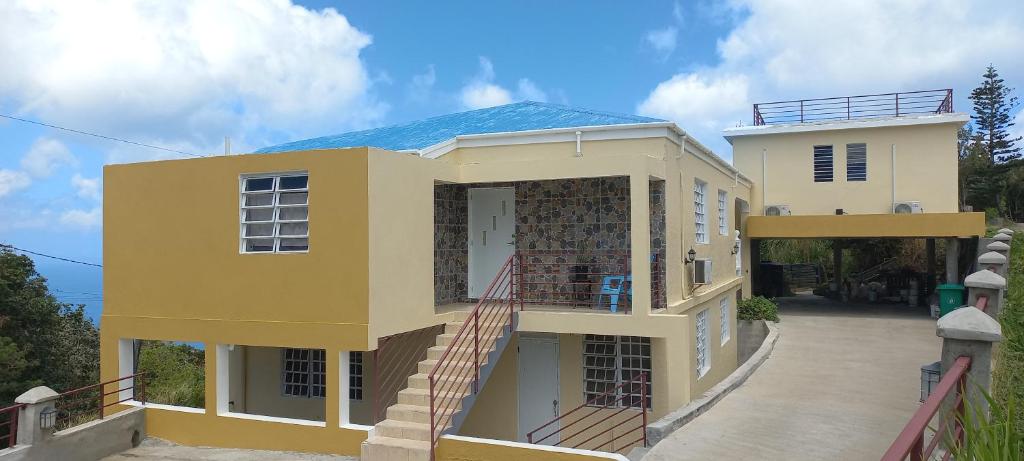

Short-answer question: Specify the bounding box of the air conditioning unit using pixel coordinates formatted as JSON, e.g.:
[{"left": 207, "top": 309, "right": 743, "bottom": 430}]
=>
[
  {"left": 764, "top": 205, "right": 791, "bottom": 216},
  {"left": 893, "top": 201, "right": 924, "bottom": 214},
  {"left": 693, "top": 259, "right": 713, "bottom": 285}
]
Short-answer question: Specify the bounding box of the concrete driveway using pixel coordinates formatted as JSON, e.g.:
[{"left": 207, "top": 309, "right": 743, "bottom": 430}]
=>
[
  {"left": 103, "top": 437, "right": 357, "bottom": 461},
  {"left": 643, "top": 295, "right": 941, "bottom": 461}
]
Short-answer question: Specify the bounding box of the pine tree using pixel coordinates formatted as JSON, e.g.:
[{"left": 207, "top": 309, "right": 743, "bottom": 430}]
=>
[{"left": 969, "top": 65, "right": 1022, "bottom": 163}]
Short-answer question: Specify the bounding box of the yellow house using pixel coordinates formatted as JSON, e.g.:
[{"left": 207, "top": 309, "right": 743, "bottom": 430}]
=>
[
  {"left": 101, "top": 102, "right": 752, "bottom": 460},
  {"left": 726, "top": 89, "right": 984, "bottom": 295}
]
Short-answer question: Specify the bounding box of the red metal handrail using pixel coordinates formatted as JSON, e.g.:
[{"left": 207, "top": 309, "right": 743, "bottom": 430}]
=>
[
  {"left": 0, "top": 403, "right": 25, "bottom": 450},
  {"left": 54, "top": 372, "right": 146, "bottom": 431},
  {"left": 429, "top": 255, "right": 517, "bottom": 460},
  {"left": 527, "top": 372, "right": 648, "bottom": 454},
  {"left": 881, "top": 356, "right": 970, "bottom": 461},
  {"left": 753, "top": 89, "right": 953, "bottom": 126},
  {"left": 976, "top": 295, "right": 988, "bottom": 313}
]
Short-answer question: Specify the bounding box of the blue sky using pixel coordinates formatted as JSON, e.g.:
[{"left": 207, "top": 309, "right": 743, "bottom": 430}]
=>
[{"left": 0, "top": 0, "right": 1022, "bottom": 322}]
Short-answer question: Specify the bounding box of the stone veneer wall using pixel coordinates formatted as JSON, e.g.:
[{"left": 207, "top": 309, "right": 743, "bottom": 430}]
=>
[
  {"left": 650, "top": 179, "right": 666, "bottom": 309},
  {"left": 435, "top": 177, "right": 663, "bottom": 310},
  {"left": 434, "top": 184, "right": 469, "bottom": 306}
]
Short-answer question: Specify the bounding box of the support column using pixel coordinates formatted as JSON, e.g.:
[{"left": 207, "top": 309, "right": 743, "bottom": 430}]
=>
[
  {"left": 750, "top": 239, "right": 761, "bottom": 296},
  {"left": 926, "top": 238, "right": 936, "bottom": 296},
  {"left": 945, "top": 238, "right": 960, "bottom": 283},
  {"left": 833, "top": 241, "right": 843, "bottom": 296},
  {"left": 937, "top": 306, "right": 1002, "bottom": 416},
  {"left": 628, "top": 172, "right": 652, "bottom": 314}
]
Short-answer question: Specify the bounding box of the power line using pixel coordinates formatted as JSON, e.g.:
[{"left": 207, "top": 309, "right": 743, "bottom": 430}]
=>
[
  {"left": 1, "top": 244, "right": 103, "bottom": 268},
  {"left": 0, "top": 113, "right": 205, "bottom": 158}
]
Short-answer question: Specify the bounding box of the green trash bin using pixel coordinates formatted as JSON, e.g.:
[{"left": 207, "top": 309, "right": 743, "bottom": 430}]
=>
[{"left": 936, "top": 284, "right": 965, "bottom": 317}]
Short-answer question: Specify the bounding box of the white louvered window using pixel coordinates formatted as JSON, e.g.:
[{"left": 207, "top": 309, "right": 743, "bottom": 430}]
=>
[
  {"left": 847, "top": 143, "right": 867, "bottom": 181},
  {"left": 694, "top": 180, "right": 708, "bottom": 244},
  {"left": 718, "top": 190, "right": 728, "bottom": 235},
  {"left": 583, "top": 335, "right": 652, "bottom": 409},
  {"left": 720, "top": 297, "right": 731, "bottom": 345},
  {"left": 695, "top": 309, "right": 710, "bottom": 378},
  {"left": 282, "top": 348, "right": 326, "bottom": 398},
  {"left": 241, "top": 173, "right": 309, "bottom": 253},
  {"left": 813, "top": 145, "right": 833, "bottom": 182}
]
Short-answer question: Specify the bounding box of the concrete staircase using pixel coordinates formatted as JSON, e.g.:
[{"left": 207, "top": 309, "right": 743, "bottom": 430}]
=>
[{"left": 361, "top": 310, "right": 513, "bottom": 461}]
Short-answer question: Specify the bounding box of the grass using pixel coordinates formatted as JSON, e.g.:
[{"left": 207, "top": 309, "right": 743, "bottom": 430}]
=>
[
  {"left": 947, "top": 387, "right": 1023, "bottom": 460},
  {"left": 993, "top": 230, "right": 1024, "bottom": 440}
]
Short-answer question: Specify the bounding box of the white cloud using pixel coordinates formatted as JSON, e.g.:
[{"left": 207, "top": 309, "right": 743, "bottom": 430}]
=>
[
  {"left": 459, "top": 57, "right": 551, "bottom": 109},
  {"left": 59, "top": 207, "right": 102, "bottom": 230},
  {"left": 408, "top": 65, "right": 437, "bottom": 103},
  {"left": 638, "top": 73, "right": 749, "bottom": 131},
  {"left": 516, "top": 79, "right": 548, "bottom": 103},
  {"left": 0, "top": 1, "right": 385, "bottom": 159},
  {"left": 0, "top": 169, "right": 31, "bottom": 198},
  {"left": 645, "top": 27, "right": 678, "bottom": 59},
  {"left": 20, "top": 137, "right": 77, "bottom": 177},
  {"left": 71, "top": 174, "right": 102, "bottom": 202},
  {"left": 638, "top": 0, "right": 1024, "bottom": 155}
]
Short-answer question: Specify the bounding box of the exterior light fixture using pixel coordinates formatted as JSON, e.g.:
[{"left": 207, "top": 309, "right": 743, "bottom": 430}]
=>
[
  {"left": 732, "top": 241, "right": 741, "bottom": 255},
  {"left": 39, "top": 406, "right": 57, "bottom": 430},
  {"left": 685, "top": 248, "right": 697, "bottom": 264}
]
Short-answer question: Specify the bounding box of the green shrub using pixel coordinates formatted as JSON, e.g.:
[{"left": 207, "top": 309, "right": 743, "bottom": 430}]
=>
[
  {"left": 136, "top": 341, "right": 205, "bottom": 408},
  {"left": 737, "top": 296, "right": 780, "bottom": 322},
  {"left": 947, "top": 387, "right": 1023, "bottom": 460},
  {"left": 994, "top": 231, "right": 1024, "bottom": 440}
]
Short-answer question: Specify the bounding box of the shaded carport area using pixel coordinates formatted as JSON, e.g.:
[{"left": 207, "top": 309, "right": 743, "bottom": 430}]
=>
[{"left": 643, "top": 294, "right": 941, "bottom": 461}]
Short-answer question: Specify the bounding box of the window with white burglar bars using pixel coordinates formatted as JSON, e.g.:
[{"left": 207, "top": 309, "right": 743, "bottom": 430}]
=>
[
  {"left": 349, "top": 351, "right": 364, "bottom": 400},
  {"left": 718, "top": 190, "right": 728, "bottom": 235},
  {"left": 694, "top": 179, "right": 707, "bottom": 244},
  {"left": 282, "top": 348, "right": 326, "bottom": 398},
  {"left": 241, "top": 173, "right": 309, "bottom": 253},
  {"left": 583, "top": 335, "right": 652, "bottom": 409},
  {"left": 720, "top": 297, "right": 731, "bottom": 345},
  {"left": 695, "top": 309, "right": 710, "bottom": 377}
]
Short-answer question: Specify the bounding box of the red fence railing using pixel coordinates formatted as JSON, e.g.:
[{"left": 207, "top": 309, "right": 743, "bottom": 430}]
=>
[
  {"left": 0, "top": 404, "right": 24, "bottom": 449},
  {"left": 753, "top": 89, "right": 953, "bottom": 126},
  {"left": 429, "top": 255, "right": 517, "bottom": 460},
  {"left": 515, "top": 251, "right": 665, "bottom": 313},
  {"left": 54, "top": 373, "right": 146, "bottom": 431},
  {"left": 881, "top": 356, "right": 970, "bottom": 461},
  {"left": 527, "top": 372, "right": 648, "bottom": 454}
]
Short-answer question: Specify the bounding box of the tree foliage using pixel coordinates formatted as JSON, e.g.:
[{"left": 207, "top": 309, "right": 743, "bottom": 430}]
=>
[
  {"left": 0, "top": 247, "right": 99, "bottom": 404},
  {"left": 962, "top": 65, "right": 1024, "bottom": 220},
  {"left": 970, "top": 65, "right": 1022, "bottom": 163}
]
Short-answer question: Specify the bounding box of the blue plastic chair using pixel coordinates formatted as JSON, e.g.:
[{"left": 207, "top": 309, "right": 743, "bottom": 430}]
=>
[{"left": 598, "top": 276, "right": 626, "bottom": 312}]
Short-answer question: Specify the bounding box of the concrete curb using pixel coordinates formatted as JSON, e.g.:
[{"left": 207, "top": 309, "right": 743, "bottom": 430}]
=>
[{"left": 643, "top": 320, "right": 780, "bottom": 449}]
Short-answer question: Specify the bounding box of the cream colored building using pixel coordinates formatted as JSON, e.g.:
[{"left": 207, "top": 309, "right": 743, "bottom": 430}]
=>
[{"left": 102, "top": 102, "right": 751, "bottom": 461}]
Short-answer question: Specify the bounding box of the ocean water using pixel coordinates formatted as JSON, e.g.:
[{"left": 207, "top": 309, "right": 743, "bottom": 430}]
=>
[{"left": 35, "top": 261, "right": 103, "bottom": 324}]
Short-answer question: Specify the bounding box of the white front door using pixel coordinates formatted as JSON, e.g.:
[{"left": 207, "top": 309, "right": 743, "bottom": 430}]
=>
[
  {"left": 517, "top": 335, "right": 560, "bottom": 444},
  {"left": 468, "top": 187, "right": 515, "bottom": 298}
]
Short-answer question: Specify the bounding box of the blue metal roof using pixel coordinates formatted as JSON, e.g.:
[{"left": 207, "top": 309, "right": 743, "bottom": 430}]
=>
[{"left": 254, "top": 101, "right": 666, "bottom": 154}]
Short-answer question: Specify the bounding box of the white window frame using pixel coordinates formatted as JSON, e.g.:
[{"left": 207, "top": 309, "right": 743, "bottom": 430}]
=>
[
  {"left": 695, "top": 309, "right": 710, "bottom": 378},
  {"left": 583, "top": 335, "right": 652, "bottom": 409},
  {"left": 720, "top": 297, "right": 731, "bottom": 345},
  {"left": 694, "top": 179, "right": 708, "bottom": 244},
  {"left": 349, "top": 351, "right": 363, "bottom": 401},
  {"left": 718, "top": 190, "right": 728, "bottom": 236},
  {"left": 282, "top": 348, "right": 326, "bottom": 399},
  {"left": 240, "top": 172, "right": 309, "bottom": 254}
]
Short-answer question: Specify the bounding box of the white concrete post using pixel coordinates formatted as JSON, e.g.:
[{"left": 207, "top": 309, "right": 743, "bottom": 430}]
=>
[
  {"left": 992, "top": 232, "right": 1012, "bottom": 244},
  {"left": 937, "top": 307, "right": 1002, "bottom": 417},
  {"left": 987, "top": 241, "right": 1011, "bottom": 258},
  {"left": 978, "top": 251, "right": 1009, "bottom": 278},
  {"left": 997, "top": 228, "right": 1015, "bottom": 236},
  {"left": 14, "top": 386, "right": 59, "bottom": 446},
  {"left": 964, "top": 269, "right": 1006, "bottom": 320}
]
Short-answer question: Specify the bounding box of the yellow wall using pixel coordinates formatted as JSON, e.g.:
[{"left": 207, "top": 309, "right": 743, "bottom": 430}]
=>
[
  {"left": 688, "top": 289, "right": 740, "bottom": 396},
  {"left": 732, "top": 121, "right": 962, "bottom": 216},
  {"left": 746, "top": 212, "right": 985, "bottom": 238},
  {"left": 437, "top": 436, "right": 627, "bottom": 461},
  {"left": 102, "top": 148, "right": 370, "bottom": 350},
  {"left": 239, "top": 346, "right": 326, "bottom": 422}
]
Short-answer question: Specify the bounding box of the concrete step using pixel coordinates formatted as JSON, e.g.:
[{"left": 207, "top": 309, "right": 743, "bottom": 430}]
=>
[
  {"left": 417, "top": 358, "right": 476, "bottom": 375},
  {"left": 435, "top": 331, "right": 503, "bottom": 347},
  {"left": 386, "top": 403, "right": 433, "bottom": 425},
  {"left": 407, "top": 372, "right": 473, "bottom": 391},
  {"left": 397, "top": 387, "right": 432, "bottom": 406},
  {"left": 374, "top": 419, "right": 432, "bottom": 441},
  {"left": 361, "top": 435, "right": 431, "bottom": 461}
]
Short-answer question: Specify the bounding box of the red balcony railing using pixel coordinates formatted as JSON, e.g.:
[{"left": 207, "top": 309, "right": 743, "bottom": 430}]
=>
[
  {"left": 0, "top": 404, "right": 24, "bottom": 449},
  {"left": 515, "top": 251, "right": 665, "bottom": 313},
  {"left": 753, "top": 89, "right": 953, "bottom": 126},
  {"left": 429, "top": 255, "right": 517, "bottom": 460},
  {"left": 54, "top": 372, "right": 146, "bottom": 431},
  {"left": 881, "top": 295, "right": 988, "bottom": 461},
  {"left": 527, "top": 372, "right": 648, "bottom": 454}
]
